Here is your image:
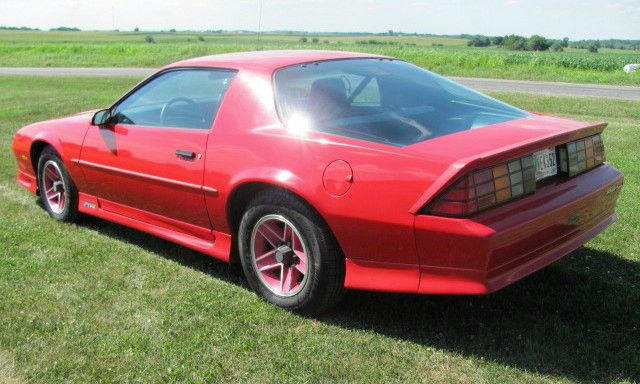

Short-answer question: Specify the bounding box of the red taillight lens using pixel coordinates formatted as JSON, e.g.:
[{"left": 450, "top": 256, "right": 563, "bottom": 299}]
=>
[
  {"left": 558, "top": 134, "right": 605, "bottom": 176},
  {"left": 423, "top": 134, "right": 605, "bottom": 218},
  {"left": 424, "top": 155, "right": 536, "bottom": 217}
]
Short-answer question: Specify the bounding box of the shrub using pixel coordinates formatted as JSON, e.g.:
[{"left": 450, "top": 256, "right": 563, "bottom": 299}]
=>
[
  {"left": 299, "top": 37, "right": 308, "bottom": 43},
  {"left": 311, "top": 37, "right": 319, "bottom": 43},
  {"left": 197, "top": 36, "right": 205, "bottom": 42},
  {"left": 551, "top": 43, "right": 564, "bottom": 52},
  {"left": 588, "top": 45, "right": 598, "bottom": 53},
  {"left": 467, "top": 37, "right": 491, "bottom": 47},
  {"left": 491, "top": 36, "right": 504, "bottom": 46},
  {"left": 49, "top": 26, "right": 80, "bottom": 31},
  {"left": 526, "top": 35, "right": 551, "bottom": 51},
  {"left": 561, "top": 37, "right": 569, "bottom": 47},
  {"left": 134, "top": 27, "right": 139, "bottom": 32},
  {"left": 144, "top": 35, "right": 155, "bottom": 44},
  {"left": 503, "top": 35, "right": 527, "bottom": 50}
]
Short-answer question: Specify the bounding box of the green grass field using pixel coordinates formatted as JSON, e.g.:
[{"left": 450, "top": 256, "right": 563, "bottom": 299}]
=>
[
  {"left": 0, "top": 75, "right": 639, "bottom": 383},
  {"left": 1, "top": 30, "right": 640, "bottom": 86}
]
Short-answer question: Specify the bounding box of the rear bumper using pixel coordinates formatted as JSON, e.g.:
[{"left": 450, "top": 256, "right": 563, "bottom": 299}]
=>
[
  {"left": 415, "top": 163, "right": 623, "bottom": 294},
  {"left": 344, "top": 164, "right": 623, "bottom": 294}
]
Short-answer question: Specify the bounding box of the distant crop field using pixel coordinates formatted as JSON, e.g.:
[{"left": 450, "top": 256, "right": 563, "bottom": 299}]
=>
[{"left": 1, "top": 30, "right": 639, "bottom": 85}]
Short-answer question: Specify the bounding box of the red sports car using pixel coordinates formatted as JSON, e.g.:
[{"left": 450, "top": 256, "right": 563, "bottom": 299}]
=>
[{"left": 12, "top": 50, "right": 623, "bottom": 313}]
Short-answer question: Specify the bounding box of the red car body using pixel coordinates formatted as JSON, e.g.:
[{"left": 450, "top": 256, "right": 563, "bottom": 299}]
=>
[{"left": 12, "top": 50, "right": 623, "bottom": 296}]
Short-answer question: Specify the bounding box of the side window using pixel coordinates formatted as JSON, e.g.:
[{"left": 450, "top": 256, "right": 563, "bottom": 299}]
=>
[{"left": 112, "top": 69, "right": 235, "bottom": 129}]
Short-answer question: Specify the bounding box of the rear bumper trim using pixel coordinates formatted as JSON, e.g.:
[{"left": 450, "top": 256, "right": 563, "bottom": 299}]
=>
[{"left": 418, "top": 213, "right": 615, "bottom": 294}]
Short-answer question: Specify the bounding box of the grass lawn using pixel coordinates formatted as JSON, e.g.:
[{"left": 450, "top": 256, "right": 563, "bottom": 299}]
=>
[
  {"left": 1, "top": 30, "right": 640, "bottom": 86},
  {"left": 0, "top": 75, "right": 639, "bottom": 383}
]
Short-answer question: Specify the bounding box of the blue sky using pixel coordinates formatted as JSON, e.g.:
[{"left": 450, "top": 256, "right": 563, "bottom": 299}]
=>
[{"left": 1, "top": 0, "right": 639, "bottom": 40}]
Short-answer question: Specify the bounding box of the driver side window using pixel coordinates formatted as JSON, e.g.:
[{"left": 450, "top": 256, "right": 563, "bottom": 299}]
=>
[{"left": 112, "top": 69, "right": 235, "bottom": 130}]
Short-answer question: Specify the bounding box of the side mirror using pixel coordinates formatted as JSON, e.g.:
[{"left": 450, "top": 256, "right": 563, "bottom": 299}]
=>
[{"left": 92, "top": 109, "right": 112, "bottom": 126}]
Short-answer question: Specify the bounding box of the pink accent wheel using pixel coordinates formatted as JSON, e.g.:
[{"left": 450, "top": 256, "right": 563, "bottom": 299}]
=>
[
  {"left": 42, "top": 160, "right": 66, "bottom": 214},
  {"left": 250, "top": 214, "right": 309, "bottom": 297}
]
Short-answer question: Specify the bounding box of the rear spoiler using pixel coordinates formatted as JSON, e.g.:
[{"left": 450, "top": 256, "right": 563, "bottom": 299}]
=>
[{"left": 408, "top": 122, "right": 607, "bottom": 214}]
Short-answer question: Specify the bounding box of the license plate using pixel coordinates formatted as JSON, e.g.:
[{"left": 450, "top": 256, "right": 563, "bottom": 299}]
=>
[{"left": 533, "top": 147, "right": 558, "bottom": 181}]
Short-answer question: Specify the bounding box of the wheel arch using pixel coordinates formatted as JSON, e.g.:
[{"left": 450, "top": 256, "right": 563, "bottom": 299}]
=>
[
  {"left": 29, "top": 133, "right": 65, "bottom": 172},
  {"left": 225, "top": 181, "right": 343, "bottom": 264},
  {"left": 29, "top": 140, "right": 55, "bottom": 176}
]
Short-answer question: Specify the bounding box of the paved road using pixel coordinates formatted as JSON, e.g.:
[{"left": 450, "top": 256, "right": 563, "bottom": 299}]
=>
[
  {"left": 448, "top": 76, "right": 640, "bottom": 100},
  {"left": 1, "top": 67, "right": 639, "bottom": 100}
]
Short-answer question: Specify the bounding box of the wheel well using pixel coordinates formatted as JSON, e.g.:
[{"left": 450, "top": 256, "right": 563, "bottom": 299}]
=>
[
  {"left": 227, "top": 182, "right": 274, "bottom": 236},
  {"left": 29, "top": 141, "right": 53, "bottom": 190},
  {"left": 226, "top": 182, "right": 340, "bottom": 263}
]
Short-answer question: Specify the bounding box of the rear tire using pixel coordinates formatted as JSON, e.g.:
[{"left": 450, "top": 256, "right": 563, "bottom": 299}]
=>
[
  {"left": 36, "top": 147, "right": 79, "bottom": 222},
  {"left": 238, "top": 189, "right": 345, "bottom": 315}
]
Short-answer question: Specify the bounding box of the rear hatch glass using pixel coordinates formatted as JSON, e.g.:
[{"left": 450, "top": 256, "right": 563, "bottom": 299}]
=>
[{"left": 274, "top": 58, "right": 531, "bottom": 147}]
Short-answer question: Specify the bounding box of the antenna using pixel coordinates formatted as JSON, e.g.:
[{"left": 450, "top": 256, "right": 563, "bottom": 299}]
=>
[
  {"left": 111, "top": 5, "right": 115, "bottom": 30},
  {"left": 257, "top": 0, "right": 263, "bottom": 46}
]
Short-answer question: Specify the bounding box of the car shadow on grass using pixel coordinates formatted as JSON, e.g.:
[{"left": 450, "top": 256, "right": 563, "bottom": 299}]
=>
[
  {"left": 323, "top": 246, "right": 640, "bottom": 383},
  {"left": 76, "top": 213, "right": 639, "bottom": 383},
  {"left": 75, "top": 214, "right": 247, "bottom": 287}
]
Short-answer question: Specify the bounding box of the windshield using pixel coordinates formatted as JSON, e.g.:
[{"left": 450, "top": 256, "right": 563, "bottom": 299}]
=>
[{"left": 273, "top": 58, "right": 530, "bottom": 146}]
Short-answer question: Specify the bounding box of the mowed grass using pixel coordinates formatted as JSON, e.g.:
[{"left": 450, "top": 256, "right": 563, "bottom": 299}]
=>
[
  {"left": 1, "top": 30, "right": 640, "bottom": 86},
  {"left": 0, "top": 75, "right": 639, "bottom": 383}
]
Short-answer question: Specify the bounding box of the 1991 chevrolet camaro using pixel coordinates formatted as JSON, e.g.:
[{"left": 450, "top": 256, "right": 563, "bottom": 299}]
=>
[{"left": 12, "top": 50, "right": 624, "bottom": 313}]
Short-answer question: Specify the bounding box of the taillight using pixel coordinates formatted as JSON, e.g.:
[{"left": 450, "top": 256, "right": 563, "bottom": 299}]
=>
[
  {"left": 424, "top": 155, "right": 536, "bottom": 217},
  {"left": 424, "top": 134, "right": 605, "bottom": 218},
  {"left": 558, "top": 134, "right": 605, "bottom": 176}
]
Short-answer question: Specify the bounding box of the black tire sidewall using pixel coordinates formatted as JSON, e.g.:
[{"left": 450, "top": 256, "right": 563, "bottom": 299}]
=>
[
  {"left": 238, "top": 192, "right": 343, "bottom": 314},
  {"left": 37, "top": 148, "right": 78, "bottom": 221}
]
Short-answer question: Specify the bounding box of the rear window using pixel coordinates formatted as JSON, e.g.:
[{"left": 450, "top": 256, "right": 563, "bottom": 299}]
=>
[{"left": 273, "top": 59, "right": 530, "bottom": 146}]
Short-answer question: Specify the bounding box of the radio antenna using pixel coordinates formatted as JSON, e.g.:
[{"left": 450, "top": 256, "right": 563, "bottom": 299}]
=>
[{"left": 257, "top": 0, "right": 263, "bottom": 46}]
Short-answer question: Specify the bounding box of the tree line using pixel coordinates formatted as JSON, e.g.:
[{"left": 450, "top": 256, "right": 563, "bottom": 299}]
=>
[{"left": 468, "top": 35, "right": 640, "bottom": 53}]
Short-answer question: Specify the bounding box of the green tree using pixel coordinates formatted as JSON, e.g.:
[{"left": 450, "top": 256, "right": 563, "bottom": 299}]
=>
[
  {"left": 503, "top": 35, "right": 527, "bottom": 50},
  {"left": 467, "top": 37, "right": 491, "bottom": 47},
  {"left": 551, "top": 43, "right": 563, "bottom": 52},
  {"left": 526, "top": 35, "right": 551, "bottom": 51},
  {"left": 561, "top": 37, "right": 569, "bottom": 47}
]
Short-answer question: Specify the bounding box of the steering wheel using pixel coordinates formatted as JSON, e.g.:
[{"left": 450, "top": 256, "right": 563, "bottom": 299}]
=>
[{"left": 160, "top": 97, "right": 198, "bottom": 126}]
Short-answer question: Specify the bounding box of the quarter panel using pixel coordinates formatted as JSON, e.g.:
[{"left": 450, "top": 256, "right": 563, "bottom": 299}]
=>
[{"left": 203, "top": 69, "right": 443, "bottom": 265}]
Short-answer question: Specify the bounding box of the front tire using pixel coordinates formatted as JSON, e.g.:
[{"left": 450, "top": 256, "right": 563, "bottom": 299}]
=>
[
  {"left": 238, "top": 190, "right": 345, "bottom": 315},
  {"left": 37, "top": 147, "right": 79, "bottom": 222}
]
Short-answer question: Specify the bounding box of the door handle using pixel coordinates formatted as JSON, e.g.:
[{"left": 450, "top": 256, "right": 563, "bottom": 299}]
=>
[{"left": 175, "top": 149, "right": 195, "bottom": 159}]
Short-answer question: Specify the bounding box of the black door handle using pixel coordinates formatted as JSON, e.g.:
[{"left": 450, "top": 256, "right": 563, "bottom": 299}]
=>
[{"left": 175, "top": 149, "right": 195, "bottom": 159}]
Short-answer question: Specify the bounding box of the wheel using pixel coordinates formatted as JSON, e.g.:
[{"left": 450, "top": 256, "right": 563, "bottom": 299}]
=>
[
  {"left": 238, "top": 190, "right": 345, "bottom": 314},
  {"left": 37, "top": 146, "right": 79, "bottom": 222}
]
